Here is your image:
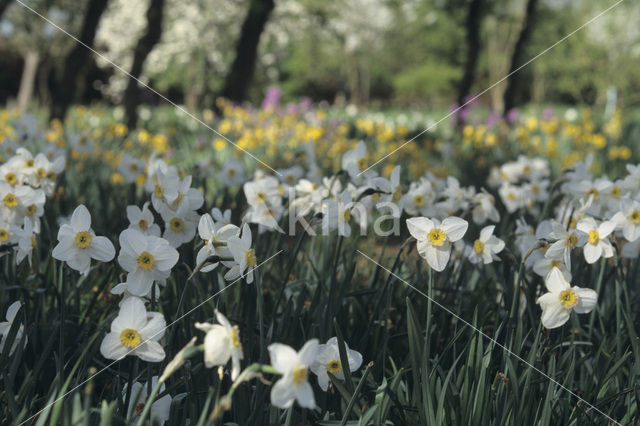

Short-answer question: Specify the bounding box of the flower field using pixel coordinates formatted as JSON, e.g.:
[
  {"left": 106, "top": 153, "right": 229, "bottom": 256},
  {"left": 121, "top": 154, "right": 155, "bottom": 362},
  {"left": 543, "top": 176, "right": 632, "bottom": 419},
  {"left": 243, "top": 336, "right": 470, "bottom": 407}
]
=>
[{"left": 0, "top": 102, "right": 638, "bottom": 425}]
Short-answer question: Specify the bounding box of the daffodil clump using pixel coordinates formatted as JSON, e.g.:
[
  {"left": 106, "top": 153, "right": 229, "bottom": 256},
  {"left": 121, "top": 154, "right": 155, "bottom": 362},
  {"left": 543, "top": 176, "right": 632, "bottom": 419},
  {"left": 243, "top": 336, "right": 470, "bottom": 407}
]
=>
[{"left": 0, "top": 104, "right": 638, "bottom": 425}]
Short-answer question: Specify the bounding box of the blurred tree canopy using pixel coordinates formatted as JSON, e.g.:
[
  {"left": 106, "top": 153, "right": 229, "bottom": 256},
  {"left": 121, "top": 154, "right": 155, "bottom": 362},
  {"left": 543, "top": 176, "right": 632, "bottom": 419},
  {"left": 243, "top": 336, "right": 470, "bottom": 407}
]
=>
[{"left": 0, "top": 0, "right": 639, "bottom": 113}]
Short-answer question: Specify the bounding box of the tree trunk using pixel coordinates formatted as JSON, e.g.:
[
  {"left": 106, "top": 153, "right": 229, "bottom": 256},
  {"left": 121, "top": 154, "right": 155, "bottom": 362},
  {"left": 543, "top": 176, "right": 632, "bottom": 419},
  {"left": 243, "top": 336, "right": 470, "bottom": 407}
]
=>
[
  {"left": 50, "top": 0, "right": 110, "bottom": 121},
  {"left": 123, "top": 0, "right": 166, "bottom": 130},
  {"left": 503, "top": 0, "right": 538, "bottom": 115},
  {"left": 219, "top": 0, "right": 275, "bottom": 103},
  {"left": 0, "top": 0, "right": 12, "bottom": 21},
  {"left": 17, "top": 50, "right": 39, "bottom": 112},
  {"left": 457, "top": 0, "right": 484, "bottom": 113}
]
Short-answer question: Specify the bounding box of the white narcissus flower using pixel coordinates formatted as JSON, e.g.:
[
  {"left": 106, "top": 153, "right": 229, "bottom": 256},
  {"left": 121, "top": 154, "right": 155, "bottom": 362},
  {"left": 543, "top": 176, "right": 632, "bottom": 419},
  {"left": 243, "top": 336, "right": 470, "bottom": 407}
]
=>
[
  {"left": 545, "top": 221, "right": 586, "bottom": 269},
  {"left": 117, "top": 229, "right": 179, "bottom": 297},
  {"left": 611, "top": 198, "right": 640, "bottom": 242},
  {"left": 341, "top": 140, "right": 376, "bottom": 184},
  {"left": 310, "top": 337, "right": 362, "bottom": 392},
  {"left": 371, "top": 165, "right": 403, "bottom": 216},
  {"left": 225, "top": 224, "right": 257, "bottom": 284},
  {"left": 406, "top": 216, "right": 468, "bottom": 272},
  {"left": 576, "top": 217, "right": 616, "bottom": 264},
  {"left": 195, "top": 310, "right": 244, "bottom": 380},
  {"left": 51, "top": 205, "right": 116, "bottom": 275},
  {"left": 468, "top": 225, "right": 505, "bottom": 264},
  {"left": 127, "top": 202, "right": 161, "bottom": 237},
  {"left": 268, "top": 339, "right": 319, "bottom": 409},
  {"left": 10, "top": 216, "right": 36, "bottom": 265},
  {"left": 196, "top": 214, "right": 239, "bottom": 273},
  {"left": 159, "top": 205, "right": 199, "bottom": 248},
  {"left": 536, "top": 267, "right": 597, "bottom": 329},
  {"left": 0, "top": 301, "right": 27, "bottom": 355},
  {"left": 99, "top": 297, "right": 166, "bottom": 362},
  {"left": 533, "top": 257, "right": 572, "bottom": 281},
  {"left": 471, "top": 190, "right": 500, "bottom": 225},
  {"left": 322, "top": 190, "right": 354, "bottom": 237},
  {"left": 124, "top": 376, "right": 171, "bottom": 424}
]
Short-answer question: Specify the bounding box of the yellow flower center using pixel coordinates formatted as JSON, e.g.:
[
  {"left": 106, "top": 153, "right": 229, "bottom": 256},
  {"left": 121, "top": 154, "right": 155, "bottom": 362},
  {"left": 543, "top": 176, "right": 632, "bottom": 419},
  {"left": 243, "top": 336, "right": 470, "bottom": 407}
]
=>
[
  {"left": 292, "top": 365, "right": 308, "bottom": 385},
  {"left": 610, "top": 186, "right": 621, "bottom": 198},
  {"left": 30, "top": 235, "right": 37, "bottom": 248},
  {"left": 138, "top": 219, "right": 148, "bottom": 230},
  {"left": 428, "top": 229, "right": 446, "bottom": 246},
  {"left": 231, "top": 326, "right": 241, "bottom": 348},
  {"left": 392, "top": 187, "right": 402, "bottom": 201},
  {"left": 257, "top": 192, "right": 267, "bottom": 202},
  {"left": 26, "top": 204, "right": 37, "bottom": 216},
  {"left": 285, "top": 175, "right": 295, "bottom": 184},
  {"left": 357, "top": 157, "right": 367, "bottom": 170},
  {"left": 343, "top": 208, "right": 351, "bottom": 222},
  {"left": 588, "top": 230, "right": 599, "bottom": 245},
  {"left": 36, "top": 168, "right": 46, "bottom": 179},
  {"left": 0, "top": 229, "right": 8, "bottom": 242},
  {"left": 566, "top": 233, "right": 578, "bottom": 248},
  {"left": 120, "top": 328, "right": 141, "bottom": 349},
  {"left": 172, "top": 192, "right": 184, "bottom": 207},
  {"left": 629, "top": 210, "right": 640, "bottom": 224},
  {"left": 154, "top": 184, "right": 164, "bottom": 199},
  {"left": 75, "top": 231, "right": 92, "bottom": 249},
  {"left": 46, "top": 171, "right": 56, "bottom": 181},
  {"left": 136, "top": 251, "right": 155, "bottom": 270},
  {"left": 228, "top": 168, "right": 236, "bottom": 177},
  {"left": 245, "top": 248, "right": 257, "bottom": 266},
  {"left": 5, "top": 173, "right": 16, "bottom": 185},
  {"left": 170, "top": 217, "right": 184, "bottom": 232},
  {"left": 413, "top": 195, "right": 424, "bottom": 206},
  {"left": 327, "top": 359, "right": 342, "bottom": 375},
  {"left": 3, "top": 194, "right": 18, "bottom": 208},
  {"left": 473, "top": 240, "right": 485, "bottom": 254},
  {"left": 559, "top": 289, "right": 578, "bottom": 309},
  {"left": 586, "top": 188, "right": 599, "bottom": 200},
  {"left": 25, "top": 159, "right": 34, "bottom": 167},
  {"left": 551, "top": 260, "right": 562, "bottom": 268}
]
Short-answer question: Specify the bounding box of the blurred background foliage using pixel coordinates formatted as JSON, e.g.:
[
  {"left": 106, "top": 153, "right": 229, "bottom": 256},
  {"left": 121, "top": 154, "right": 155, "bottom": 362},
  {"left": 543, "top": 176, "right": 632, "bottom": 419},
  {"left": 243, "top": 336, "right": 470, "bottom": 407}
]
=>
[{"left": 0, "top": 0, "right": 639, "bottom": 119}]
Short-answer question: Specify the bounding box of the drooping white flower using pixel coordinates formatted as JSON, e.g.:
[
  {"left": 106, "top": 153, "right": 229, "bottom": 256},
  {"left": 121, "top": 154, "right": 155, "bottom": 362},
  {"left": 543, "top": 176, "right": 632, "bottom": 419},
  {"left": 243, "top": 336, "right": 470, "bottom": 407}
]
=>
[
  {"left": 0, "top": 301, "right": 27, "bottom": 355},
  {"left": 225, "top": 224, "right": 257, "bottom": 284},
  {"left": 126, "top": 202, "right": 161, "bottom": 237},
  {"left": 545, "top": 221, "right": 586, "bottom": 269},
  {"left": 611, "top": 198, "right": 640, "bottom": 242},
  {"left": 196, "top": 214, "right": 239, "bottom": 273},
  {"left": 576, "top": 217, "right": 616, "bottom": 264},
  {"left": 536, "top": 267, "right": 597, "bottom": 329},
  {"left": 99, "top": 297, "right": 166, "bottom": 362},
  {"left": 407, "top": 216, "right": 468, "bottom": 271},
  {"left": 268, "top": 339, "right": 319, "bottom": 409},
  {"left": 195, "top": 310, "right": 244, "bottom": 380},
  {"left": 322, "top": 190, "right": 355, "bottom": 237},
  {"left": 468, "top": 225, "right": 505, "bottom": 264},
  {"left": 124, "top": 376, "right": 172, "bottom": 424},
  {"left": 51, "top": 205, "right": 116, "bottom": 275},
  {"left": 117, "top": 229, "right": 179, "bottom": 297},
  {"left": 10, "top": 216, "right": 37, "bottom": 265},
  {"left": 310, "top": 337, "right": 362, "bottom": 392}
]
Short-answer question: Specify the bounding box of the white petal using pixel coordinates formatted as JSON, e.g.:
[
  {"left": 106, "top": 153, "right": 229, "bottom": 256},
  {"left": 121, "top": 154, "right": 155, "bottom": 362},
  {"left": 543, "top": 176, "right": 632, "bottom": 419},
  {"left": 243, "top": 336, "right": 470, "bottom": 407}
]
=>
[
  {"left": 268, "top": 343, "right": 298, "bottom": 374},
  {"left": 70, "top": 204, "right": 91, "bottom": 231},
  {"left": 140, "top": 312, "right": 166, "bottom": 341},
  {"left": 88, "top": 236, "right": 115, "bottom": 262},
  {"left": 100, "top": 332, "right": 128, "bottom": 360},
  {"left": 270, "top": 377, "right": 296, "bottom": 409},
  {"left": 406, "top": 217, "right": 433, "bottom": 241},
  {"left": 540, "top": 302, "right": 570, "bottom": 329},
  {"left": 6, "top": 301, "right": 21, "bottom": 322},
  {"left": 598, "top": 220, "right": 616, "bottom": 238},
  {"left": 441, "top": 217, "right": 468, "bottom": 242},
  {"left": 202, "top": 325, "right": 232, "bottom": 367},
  {"left": 583, "top": 243, "right": 602, "bottom": 264},
  {"left": 573, "top": 287, "right": 597, "bottom": 313},
  {"left": 425, "top": 244, "right": 450, "bottom": 272},
  {"left": 134, "top": 341, "right": 165, "bottom": 362},
  {"left": 295, "top": 381, "right": 316, "bottom": 409},
  {"left": 298, "top": 339, "right": 319, "bottom": 365},
  {"left": 544, "top": 267, "right": 570, "bottom": 293}
]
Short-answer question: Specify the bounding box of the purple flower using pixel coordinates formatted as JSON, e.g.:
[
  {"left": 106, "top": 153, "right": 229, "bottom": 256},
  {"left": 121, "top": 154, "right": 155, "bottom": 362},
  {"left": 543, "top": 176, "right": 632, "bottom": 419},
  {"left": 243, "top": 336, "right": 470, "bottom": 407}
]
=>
[{"left": 262, "top": 86, "right": 282, "bottom": 110}]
